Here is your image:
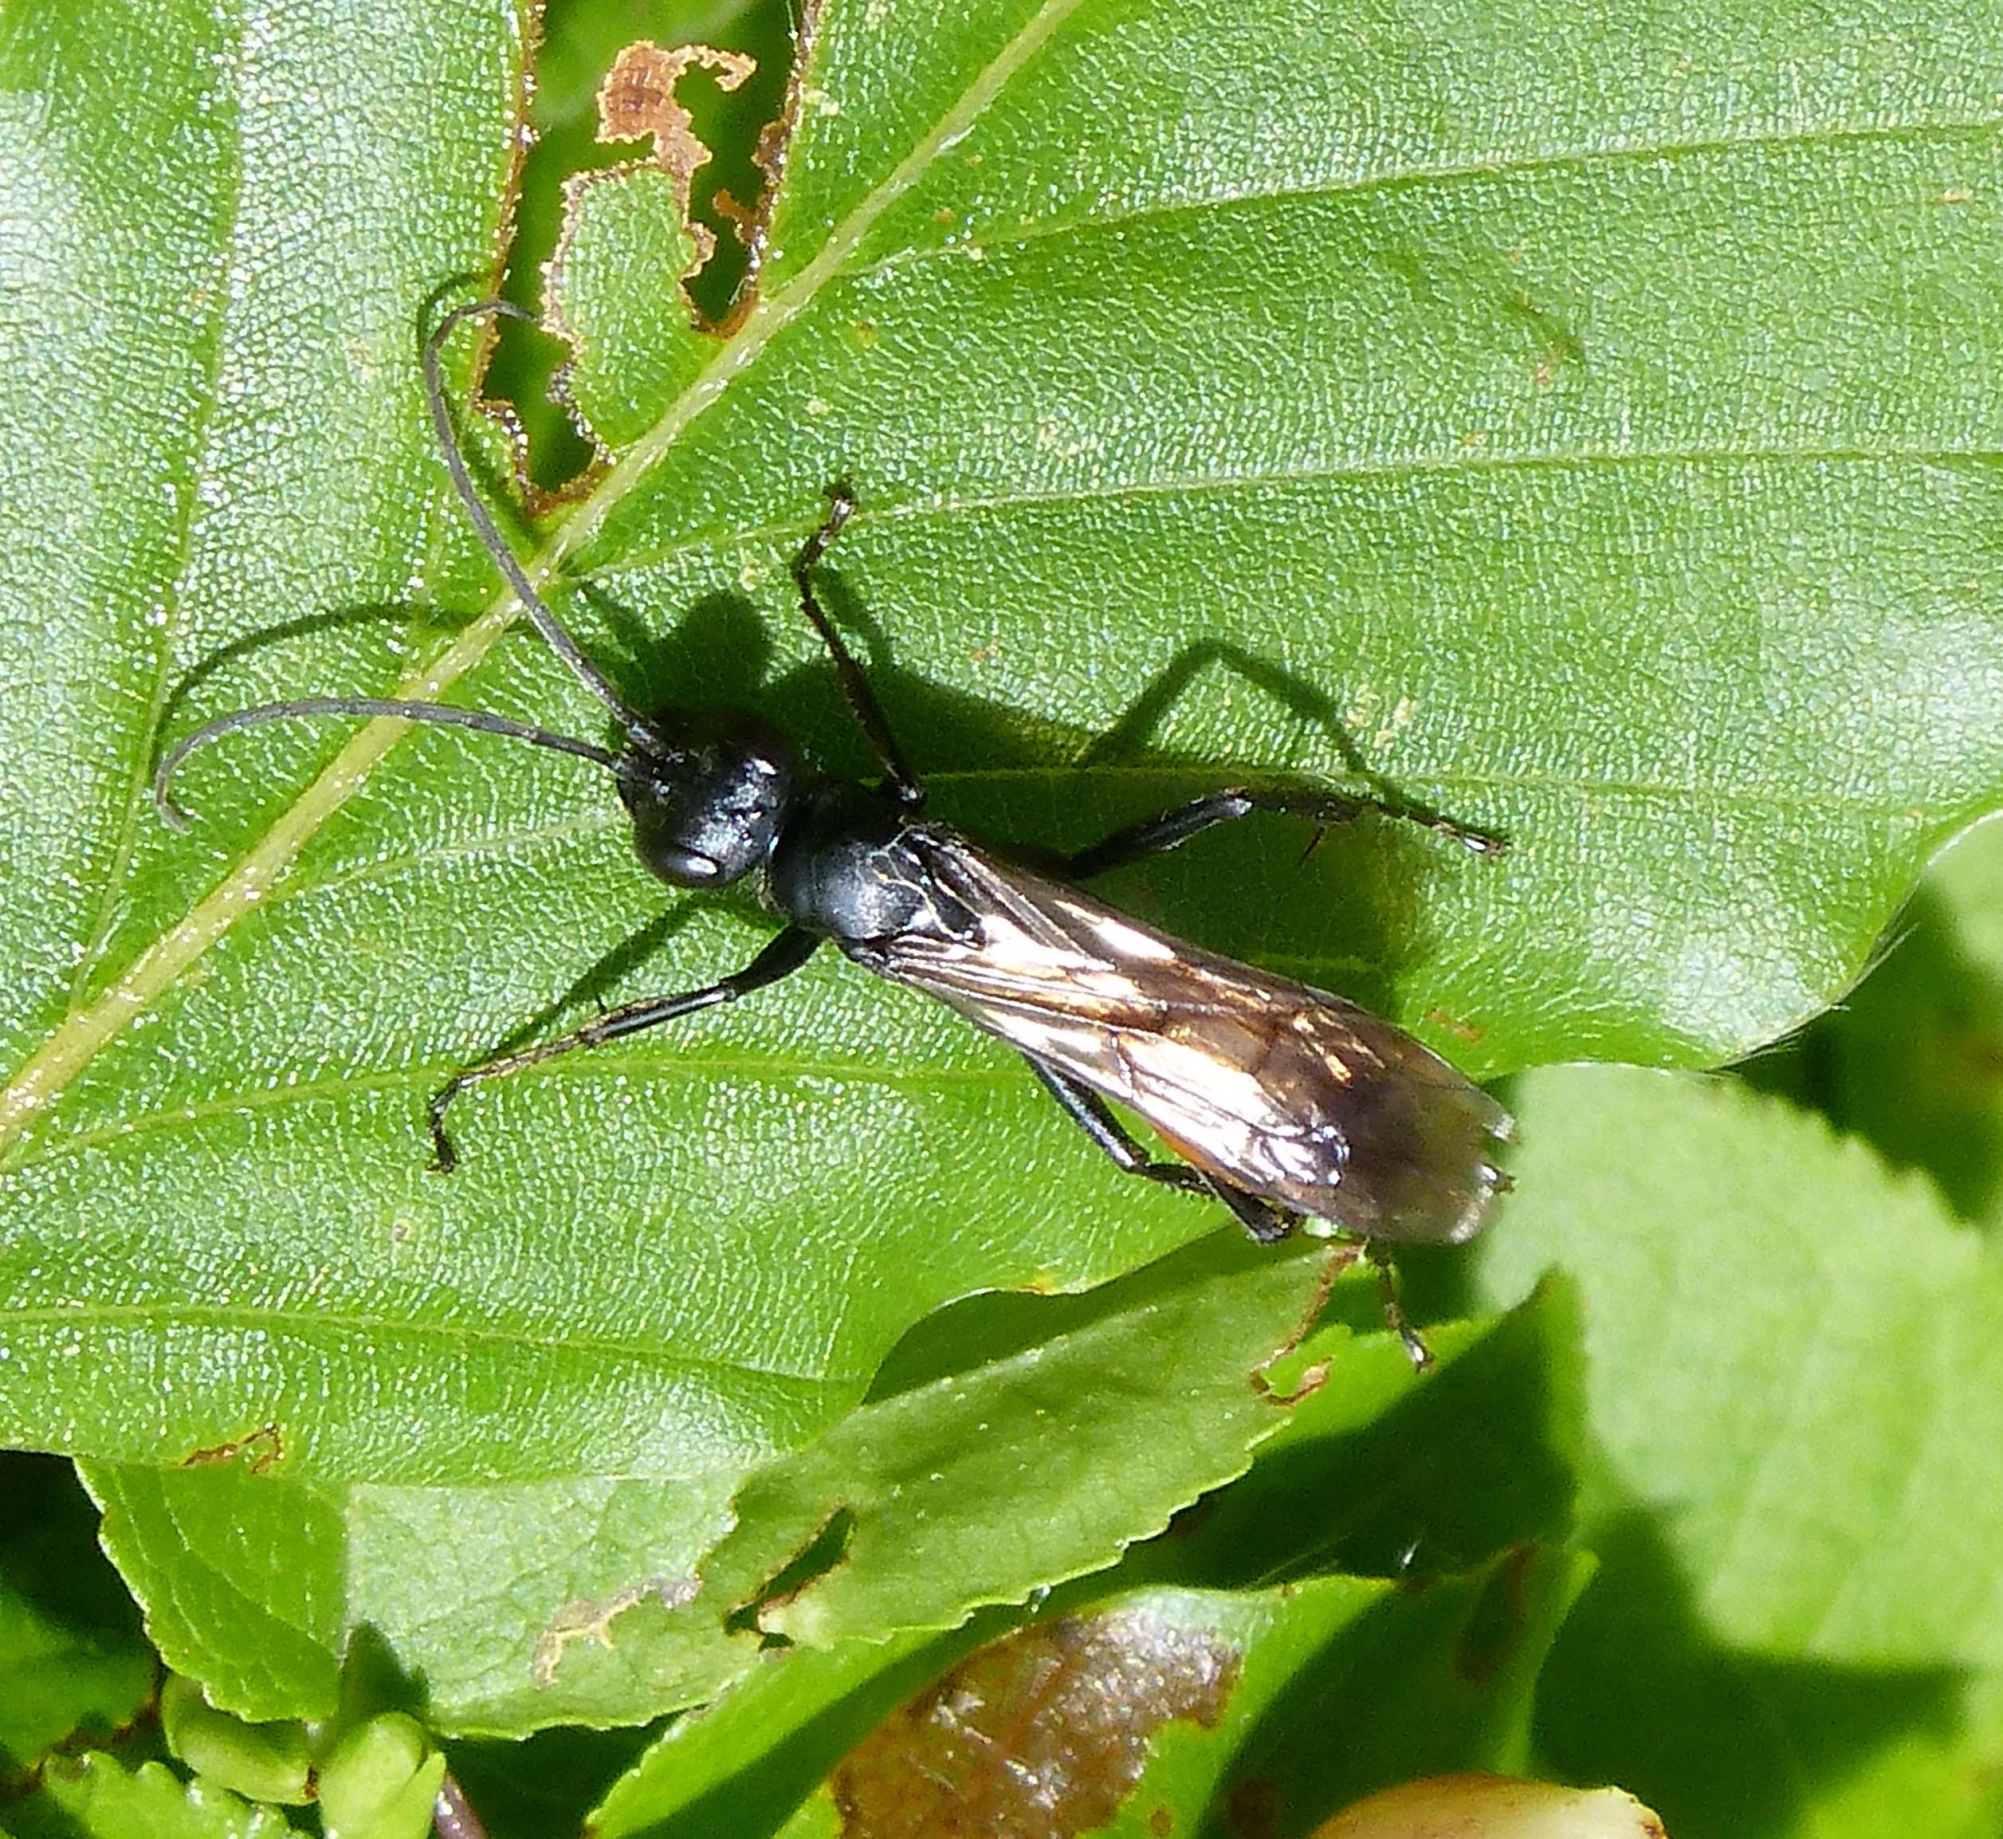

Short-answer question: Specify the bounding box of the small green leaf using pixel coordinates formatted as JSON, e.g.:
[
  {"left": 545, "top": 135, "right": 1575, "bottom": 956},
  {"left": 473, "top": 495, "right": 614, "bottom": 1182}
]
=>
[
  {"left": 159, "top": 1678, "right": 312, "bottom": 1806},
  {"left": 19, "top": 1755, "right": 289, "bottom": 1839},
  {"left": 0, "top": 1456, "right": 152, "bottom": 1780},
  {"left": 1487, "top": 1068, "right": 2003, "bottom": 1665},
  {"left": 86, "top": 1464, "right": 348, "bottom": 1720},
  {"left": 317, "top": 1713, "right": 444, "bottom": 1839},
  {"left": 0, "top": 1578, "right": 152, "bottom": 1785}
]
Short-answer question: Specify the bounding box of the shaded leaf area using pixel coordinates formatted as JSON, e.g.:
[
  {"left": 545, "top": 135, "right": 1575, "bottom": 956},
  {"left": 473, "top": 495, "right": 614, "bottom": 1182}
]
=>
[
  {"left": 1744, "top": 813, "right": 2003, "bottom": 1229},
  {"left": 588, "top": 1278, "right": 1586, "bottom": 1838},
  {"left": 0, "top": 1455, "right": 154, "bottom": 1787},
  {"left": 1479, "top": 1066, "right": 2003, "bottom": 1839},
  {"left": 79, "top": 1237, "right": 1341, "bottom": 1734},
  {"left": 3, "top": 0, "right": 2003, "bottom": 1507}
]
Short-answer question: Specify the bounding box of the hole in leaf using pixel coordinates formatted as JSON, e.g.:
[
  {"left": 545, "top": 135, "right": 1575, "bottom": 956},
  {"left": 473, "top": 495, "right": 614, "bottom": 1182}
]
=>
[
  {"left": 489, "top": 0, "right": 798, "bottom": 490},
  {"left": 726, "top": 1505, "right": 856, "bottom": 1645}
]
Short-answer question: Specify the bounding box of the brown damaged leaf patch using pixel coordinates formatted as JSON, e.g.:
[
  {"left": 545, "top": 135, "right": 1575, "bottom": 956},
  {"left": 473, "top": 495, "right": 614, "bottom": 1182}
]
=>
[
  {"left": 598, "top": 41, "right": 756, "bottom": 189},
  {"left": 552, "top": 41, "right": 755, "bottom": 332},
  {"left": 179, "top": 1422, "right": 284, "bottom": 1475},
  {"left": 530, "top": 1573, "right": 701, "bottom": 1688},
  {"left": 833, "top": 1605, "right": 1239, "bottom": 1838}
]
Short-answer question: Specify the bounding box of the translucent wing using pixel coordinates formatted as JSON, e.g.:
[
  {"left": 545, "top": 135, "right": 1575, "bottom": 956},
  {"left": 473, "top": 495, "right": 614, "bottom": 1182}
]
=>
[{"left": 855, "top": 830, "right": 1511, "bottom": 1245}]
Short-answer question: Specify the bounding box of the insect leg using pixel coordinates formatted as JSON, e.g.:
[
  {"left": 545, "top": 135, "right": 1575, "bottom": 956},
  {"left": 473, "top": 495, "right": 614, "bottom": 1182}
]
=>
[
  {"left": 792, "top": 483, "right": 925, "bottom": 811},
  {"left": 1023, "top": 1058, "right": 1211, "bottom": 1195},
  {"left": 1368, "top": 1247, "right": 1435, "bottom": 1371},
  {"left": 428, "top": 926, "right": 822, "bottom": 1172},
  {"left": 1062, "top": 787, "right": 1501, "bottom": 881},
  {"left": 1024, "top": 1058, "right": 1299, "bottom": 1246},
  {"left": 1201, "top": 1177, "right": 1300, "bottom": 1245}
]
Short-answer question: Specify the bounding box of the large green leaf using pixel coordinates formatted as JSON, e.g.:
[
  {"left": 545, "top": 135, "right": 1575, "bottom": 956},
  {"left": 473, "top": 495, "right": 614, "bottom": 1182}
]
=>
[{"left": 6, "top": 0, "right": 2002, "bottom": 1484}]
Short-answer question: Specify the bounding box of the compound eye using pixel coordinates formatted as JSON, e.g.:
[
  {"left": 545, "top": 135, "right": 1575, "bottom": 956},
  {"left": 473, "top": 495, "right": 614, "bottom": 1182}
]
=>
[{"left": 652, "top": 845, "right": 721, "bottom": 885}]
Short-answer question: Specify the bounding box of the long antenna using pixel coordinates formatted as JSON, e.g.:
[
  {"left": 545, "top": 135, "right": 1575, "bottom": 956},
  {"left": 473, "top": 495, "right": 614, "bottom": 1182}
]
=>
[
  {"left": 154, "top": 697, "right": 621, "bottom": 828},
  {"left": 155, "top": 299, "right": 647, "bottom": 826},
  {"left": 422, "top": 299, "right": 640, "bottom": 727}
]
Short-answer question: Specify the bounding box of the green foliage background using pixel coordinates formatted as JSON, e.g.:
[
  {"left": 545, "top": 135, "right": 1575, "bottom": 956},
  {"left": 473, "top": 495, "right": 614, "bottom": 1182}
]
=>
[{"left": 3, "top": 0, "right": 2002, "bottom": 1835}]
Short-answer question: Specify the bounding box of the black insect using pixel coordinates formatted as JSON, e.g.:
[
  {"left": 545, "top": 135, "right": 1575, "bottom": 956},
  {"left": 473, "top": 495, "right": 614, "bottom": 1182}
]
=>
[{"left": 158, "top": 300, "right": 1512, "bottom": 1362}]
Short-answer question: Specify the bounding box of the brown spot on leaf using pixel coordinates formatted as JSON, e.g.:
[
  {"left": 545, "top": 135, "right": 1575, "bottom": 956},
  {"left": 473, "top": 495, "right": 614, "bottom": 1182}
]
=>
[
  {"left": 1224, "top": 1774, "right": 1282, "bottom": 1839},
  {"left": 530, "top": 1574, "right": 700, "bottom": 1688},
  {"left": 1455, "top": 1545, "right": 1538, "bottom": 1688},
  {"left": 1422, "top": 1008, "right": 1485, "bottom": 1044},
  {"left": 833, "top": 1605, "right": 1239, "bottom": 1837},
  {"left": 712, "top": 187, "right": 759, "bottom": 241},
  {"left": 597, "top": 39, "right": 757, "bottom": 275},
  {"left": 598, "top": 40, "right": 756, "bottom": 156},
  {"left": 180, "top": 1422, "right": 284, "bottom": 1475}
]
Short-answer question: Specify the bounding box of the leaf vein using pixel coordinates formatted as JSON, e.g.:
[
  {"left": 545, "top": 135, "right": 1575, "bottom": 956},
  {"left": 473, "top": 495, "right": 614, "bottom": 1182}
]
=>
[
  {"left": 597, "top": 443, "right": 2003, "bottom": 578},
  {"left": 846, "top": 111, "right": 2003, "bottom": 284},
  {"left": 5, "top": 1300, "right": 843, "bottom": 1384}
]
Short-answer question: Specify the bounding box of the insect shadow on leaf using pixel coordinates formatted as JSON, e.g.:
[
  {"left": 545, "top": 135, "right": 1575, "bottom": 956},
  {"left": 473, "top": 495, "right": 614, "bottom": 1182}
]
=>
[{"left": 155, "top": 299, "right": 1515, "bottom": 1368}]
